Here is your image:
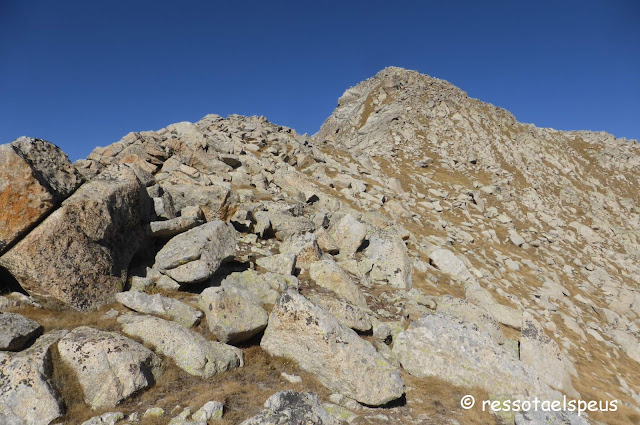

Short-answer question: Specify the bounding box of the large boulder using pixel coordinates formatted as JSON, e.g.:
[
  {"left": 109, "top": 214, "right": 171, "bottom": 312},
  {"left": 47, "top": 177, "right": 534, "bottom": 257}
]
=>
[
  {"left": 0, "top": 165, "right": 149, "bottom": 310},
  {"left": 393, "top": 313, "right": 557, "bottom": 401},
  {"left": 260, "top": 291, "right": 404, "bottom": 406},
  {"left": 0, "top": 330, "right": 67, "bottom": 425},
  {"left": 118, "top": 313, "right": 243, "bottom": 377},
  {"left": 198, "top": 285, "right": 268, "bottom": 344},
  {"left": 153, "top": 221, "right": 236, "bottom": 284},
  {"left": 364, "top": 229, "right": 412, "bottom": 289},
  {"left": 0, "top": 312, "right": 43, "bottom": 351},
  {"left": 240, "top": 391, "right": 339, "bottom": 425},
  {"left": 520, "top": 312, "right": 579, "bottom": 398},
  {"left": 0, "top": 137, "right": 82, "bottom": 254},
  {"left": 57, "top": 326, "right": 162, "bottom": 408}
]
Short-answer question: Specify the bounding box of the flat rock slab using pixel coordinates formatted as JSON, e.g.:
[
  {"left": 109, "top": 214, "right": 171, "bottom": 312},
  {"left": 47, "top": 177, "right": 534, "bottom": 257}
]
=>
[
  {"left": 118, "top": 313, "right": 243, "bottom": 377},
  {"left": 0, "top": 137, "right": 82, "bottom": 254},
  {"left": 261, "top": 291, "right": 404, "bottom": 406},
  {"left": 153, "top": 221, "right": 236, "bottom": 284},
  {"left": 57, "top": 326, "right": 162, "bottom": 408},
  {"left": 0, "top": 330, "right": 68, "bottom": 425},
  {"left": 0, "top": 312, "right": 43, "bottom": 351},
  {"left": 240, "top": 391, "right": 339, "bottom": 425},
  {"left": 116, "top": 291, "right": 203, "bottom": 327},
  {"left": 0, "top": 165, "right": 148, "bottom": 310}
]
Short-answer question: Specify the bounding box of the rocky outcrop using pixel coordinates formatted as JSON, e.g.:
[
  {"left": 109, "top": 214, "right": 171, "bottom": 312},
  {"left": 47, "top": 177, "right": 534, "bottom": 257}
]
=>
[
  {"left": 0, "top": 165, "right": 148, "bottom": 310},
  {"left": 261, "top": 291, "right": 404, "bottom": 406},
  {"left": 0, "top": 137, "right": 82, "bottom": 254}
]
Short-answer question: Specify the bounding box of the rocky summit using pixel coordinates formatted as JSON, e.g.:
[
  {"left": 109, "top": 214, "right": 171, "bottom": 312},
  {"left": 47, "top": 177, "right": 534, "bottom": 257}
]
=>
[{"left": 1, "top": 67, "right": 639, "bottom": 425}]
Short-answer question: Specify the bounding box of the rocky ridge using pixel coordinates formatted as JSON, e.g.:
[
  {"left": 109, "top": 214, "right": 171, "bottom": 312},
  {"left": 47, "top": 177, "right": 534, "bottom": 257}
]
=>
[{"left": 0, "top": 67, "right": 639, "bottom": 424}]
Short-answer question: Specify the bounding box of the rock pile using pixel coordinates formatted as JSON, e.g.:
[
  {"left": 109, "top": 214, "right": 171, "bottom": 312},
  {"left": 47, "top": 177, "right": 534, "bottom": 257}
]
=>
[{"left": 1, "top": 67, "right": 639, "bottom": 424}]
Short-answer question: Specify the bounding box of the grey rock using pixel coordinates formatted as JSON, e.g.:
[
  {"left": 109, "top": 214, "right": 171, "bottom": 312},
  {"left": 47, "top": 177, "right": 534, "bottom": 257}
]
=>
[
  {"left": 115, "top": 291, "right": 203, "bottom": 327},
  {"left": 240, "top": 391, "right": 339, "bottom": 425},
  {"left": 326, "top": 214, "right": 367, "bottom": 256},
  {"left": 81, "top": 412, "right": 126, "bottom": 425},
  {"left": 161, "top": 183, "right": 230, "bottom": 222},
  {"left": 192, "top": 401, "right": 224, "bottom": 422},
  {"left": 57, "top": 326, "right": 162, "bottom": 408},
  {"left": 309, "top": 259, "right": 368, "bottom": 307},
  {"left": 256, "top": 252, "right": 296, "bottom": 275},
  {"left": 308, "top": 293, "right": 372, "bottom": 332},
  {"left": 428, "top": 248, "right": 473, "bottom": 283},
  {"left": 520, "top": 312, "right": 579, "bottom": 398},
  {"left": 364, "top": 229, "right": 412, "bottom": 289},
  {"left": 0, "top": 330, "right": 67, "bottom": 425},
  {"left": 198, "top": 285, "right": 268, "bottom": 344},
  {"left": 0, "top": 312, "right": 43, "bottom": 351},
  {"left": 153, "top": 221, "right": 236, "bottom": 284},
  {"left": 261, "top": 291, "right": 404, "bottom": 406},
  {"left": 118, "top": 313, "right": 242, "bottom": 377},
  {"left": 393, "top": 313, "right": 558, "bottom": 400}
]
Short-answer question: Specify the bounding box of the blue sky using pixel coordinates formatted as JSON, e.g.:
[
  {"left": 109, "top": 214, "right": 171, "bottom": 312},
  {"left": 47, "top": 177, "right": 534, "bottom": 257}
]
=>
[{"left": 1, "top": 1, "right": 638, "bottom": 161}]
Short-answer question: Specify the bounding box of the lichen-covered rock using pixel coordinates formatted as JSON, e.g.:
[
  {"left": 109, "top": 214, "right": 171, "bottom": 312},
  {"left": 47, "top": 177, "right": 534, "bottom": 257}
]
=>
[
  {"left": 326, "top": 214, "right": 367, "bottom": 256},
  {"left": 308, "top": 293, "right": 372, "bottom": 332},
  {"left": 240, "top": 391, "right": 339, "bottom": 425},
  {"left": 364, "top": 229, "right": 412, "bottom": 289},
  {"left": 153, "top": 221, "right": 236, "bottom": 284},
  {"left": 57, "top": 326, "right": 162, "bottom": 408},
  {"left": 198, "top": 285, "right": 268, "bottom": 344},
  {"left": 520, "top": 312, "right": 579, "bottom": 398},
  {"left": 0, "top": 165, "right": 149, "bottom": 310},
  {"left": 0, "top": 312, "right": 43, "bottom": 351},
  {"left": 309, "top": 259, "right": 367, "bottom": 308},
  {"left": 0, "top": 330, "right": 67, "bottom": 425},
  {"left": 0, "top": 137, "right": 82, "bottom": 254},
  {"left": 261, "top": 291, "right": 404, "bottom": 406},
  {"left": 116, "top": 291, "right": 203, "bottom": 327},
  {"left": 118, "top": 313, "right": 242, "bottom": 377},
  {"left": 393, "top": 313, "right": 558, "bottom": 400}
]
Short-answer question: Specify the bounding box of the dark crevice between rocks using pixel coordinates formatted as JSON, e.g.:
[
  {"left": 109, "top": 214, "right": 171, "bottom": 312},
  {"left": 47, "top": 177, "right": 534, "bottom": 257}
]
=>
[
  {"left": 0, "top": 265, "right": 27, "bottom": 296},
  {"left": 361, "top": 393, "right": 407, "bottom": 409},
  {"left": 181, "top": 260, "right": 251, "bottom": 294},
  {"left": 356, "top": 239, "right": 370, "bottom": 253}
]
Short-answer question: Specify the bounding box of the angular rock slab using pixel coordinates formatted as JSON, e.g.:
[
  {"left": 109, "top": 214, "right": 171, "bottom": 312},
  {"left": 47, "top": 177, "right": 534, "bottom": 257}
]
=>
[
  {"left": 364, "top": 229, "right": 412, "bottom": 289},
  {"left": 309, "top": 259, "right": 368, "bottom": 308},
  {"left": 326, "top": 213, "right": 367, "bottom": 256},
  {"left": 393, "top": 313, "right": 558, "bottom": 400},
  {"left": 308, "top": 293, "right": 372, "bottom": 332},
  {"left": 0, "top": 165, "right": 148, "bottom": 310},
  {"left": 0, "top": 312, "right": 43, "bottom": 351},
  {"left": 261, "top": 291, "right": 404, "bottom": 406},
  {"left": 57, "top": 326, "right": 162, "bottom": 408},
  {"left": 153, "top": 221, "right": 236, "bottom": 284},
  {"left": 116, "top": 291, "right": 203, "bottom": 327},
  {"left": 520, "top": 312, "right": 579, "bottom": 398},
  {"left": 0, "top": 137, "right": 82, "bottom": 254},
  {"left": 240, "top": 391, "right": 339, "bottom": 425},
  {"left": 118, "top": 313, "right": 243, "bottom": 377},
  {"left": 199, "top": 285, "right": 268, "bottom": 344},
  {"left": 0, "top": 330, "right": 67, "bottom": 425}
]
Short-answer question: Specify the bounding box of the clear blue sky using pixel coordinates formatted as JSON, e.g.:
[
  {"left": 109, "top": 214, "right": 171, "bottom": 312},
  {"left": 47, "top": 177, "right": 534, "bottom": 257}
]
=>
[{"left": 1, "top": 1, "right": 638, "bottom": 161}]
